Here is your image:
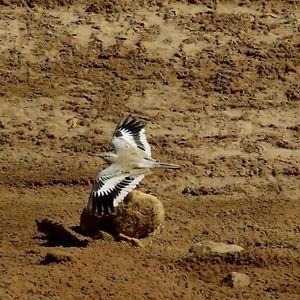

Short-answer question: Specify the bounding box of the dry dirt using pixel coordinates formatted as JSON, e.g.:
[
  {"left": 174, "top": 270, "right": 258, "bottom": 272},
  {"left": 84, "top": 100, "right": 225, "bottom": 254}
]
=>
[{"left": 0, "top": 0, "right": 300, "bottom": 299}]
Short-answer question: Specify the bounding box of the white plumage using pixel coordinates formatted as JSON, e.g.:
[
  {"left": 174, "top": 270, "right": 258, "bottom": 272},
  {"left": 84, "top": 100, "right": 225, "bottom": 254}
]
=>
[{"left": 87, "top": 115, "right": 180, "bottom": 215}]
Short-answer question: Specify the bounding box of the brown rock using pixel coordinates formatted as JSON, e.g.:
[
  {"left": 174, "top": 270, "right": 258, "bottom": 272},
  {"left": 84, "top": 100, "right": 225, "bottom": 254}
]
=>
[
  {"left": 114, "top": 191, "right": 165, "bottom": 239},
  {"left": 222, "top": 272, "right": 250, "bottom": 288},
  {"left": 80, "top": 209, "right": 115, "bottom": 234},
  {"left": 80, "top": 191, "right": 165, "bottom": 239},
  {"left": 94, "top": 230, "right": 114, "bottom": 241}
]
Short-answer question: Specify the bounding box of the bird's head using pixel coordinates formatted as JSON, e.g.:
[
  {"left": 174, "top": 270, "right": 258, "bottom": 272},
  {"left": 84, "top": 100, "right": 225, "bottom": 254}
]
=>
[{"left": 97, "top": 152, "right": 117, "bottom": 164}]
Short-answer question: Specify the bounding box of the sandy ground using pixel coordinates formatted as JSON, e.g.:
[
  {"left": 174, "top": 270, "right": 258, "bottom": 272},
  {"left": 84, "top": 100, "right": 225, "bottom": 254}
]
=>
[{"left": 0, "top": 0, "right": 300, "bottom": 299}]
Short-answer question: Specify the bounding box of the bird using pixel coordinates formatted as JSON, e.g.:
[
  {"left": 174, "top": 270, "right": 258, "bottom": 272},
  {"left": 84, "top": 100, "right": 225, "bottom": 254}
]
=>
[{"left": 87, "top": 115, "right": 180, "bottom": 215}]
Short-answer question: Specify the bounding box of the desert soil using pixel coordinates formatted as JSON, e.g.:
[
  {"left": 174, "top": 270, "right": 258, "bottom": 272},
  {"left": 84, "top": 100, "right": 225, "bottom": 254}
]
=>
[{"left": 0, "top": 0, "right": 299, "bottom": 299}]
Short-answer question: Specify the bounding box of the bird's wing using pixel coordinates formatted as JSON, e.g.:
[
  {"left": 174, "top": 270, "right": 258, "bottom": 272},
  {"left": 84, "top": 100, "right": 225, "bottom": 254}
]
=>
[
  {"left": 112, "top": 115, "right": 152, "bottom": 156},
  {"left": 87, "top": 165, "right": 145, "bottom": 215}
]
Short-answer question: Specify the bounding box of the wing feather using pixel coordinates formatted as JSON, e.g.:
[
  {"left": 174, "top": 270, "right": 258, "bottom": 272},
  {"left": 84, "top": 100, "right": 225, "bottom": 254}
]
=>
[
  {"left": 113, "top": 175, "right": 144, "bottom": 207},
  {"left": 112, "top": 115, "right": 151, "bottom": 156},
  {"left": 87, "top": 168, "right": 145, "bottom": 215}
]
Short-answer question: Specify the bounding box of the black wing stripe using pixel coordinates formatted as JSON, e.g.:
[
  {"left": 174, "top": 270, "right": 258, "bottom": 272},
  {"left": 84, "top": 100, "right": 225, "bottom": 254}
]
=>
[
  {"left": 121, "top": 128, "right": 145, "bottom": 151},
  {"left": 92, "top": 176, "right": 134, "bottom": 215},
  {"left": 93, "top": 178, "right": 105, "bottom": 192},
  {"left": 114, "top": 116, "right": 145, "bottom": 137},
  {"left": 133, "top": 132, "right": 146, "bottom": 151},
  {"left": 117, "top": 116, "right": 144, "bottom": 131},
  {"left": 93, "top": 174, "right": 119, "bottom": 194},
  {"left": 114, "top": 116, "right": 147, "bottom": 152},
  {"left": 113, "top": 115, "right": 151, "bottom": 156}
]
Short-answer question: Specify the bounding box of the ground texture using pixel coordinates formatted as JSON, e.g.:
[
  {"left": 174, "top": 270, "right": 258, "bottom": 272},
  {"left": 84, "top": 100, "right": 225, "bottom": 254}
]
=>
[{"left": 0, "top": 0, "right": 299, "bottom": 299}]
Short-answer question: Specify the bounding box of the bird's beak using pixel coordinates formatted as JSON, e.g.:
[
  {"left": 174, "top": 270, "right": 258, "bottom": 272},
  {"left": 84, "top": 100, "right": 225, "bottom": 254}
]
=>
[{"left": 89, "top": 152, "right": 101, "bottom": 157}]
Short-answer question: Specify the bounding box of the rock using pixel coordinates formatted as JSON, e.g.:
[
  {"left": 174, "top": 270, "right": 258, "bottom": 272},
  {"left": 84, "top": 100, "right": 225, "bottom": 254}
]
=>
[
  {"left": 222, "top": 272, "right": 250, "bottom": 288},
  {"left": 80, "top": 209, "right": 115, "bottom": 233},
  {"left": 41, "top": 249, "right": 74, "bottom": 265},
  {"left": 190, "top": 240, "right": 244, "bottom": 256},
  {"left": 80, "top": 191, "right": 165, "bottom": 239},
  {"left": 94, "top": 230, "right": 114, "bottom": 242},
  {"left": 118, "top": 233, "right": 144, "bottom": 247},
  {"left": 67, "top": 117, "right": 78, "bottom": 129},
  {"left": 285, "top": 62, "right": 300, "bottom": 74},
  {"left": 114, "top": 191, "right": 165, "bottom": 239}
]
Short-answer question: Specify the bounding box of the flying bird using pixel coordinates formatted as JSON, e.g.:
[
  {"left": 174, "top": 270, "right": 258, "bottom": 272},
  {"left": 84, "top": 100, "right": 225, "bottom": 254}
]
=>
[{"left": 87, "top": 115, "right": 180, "bottom": 215}]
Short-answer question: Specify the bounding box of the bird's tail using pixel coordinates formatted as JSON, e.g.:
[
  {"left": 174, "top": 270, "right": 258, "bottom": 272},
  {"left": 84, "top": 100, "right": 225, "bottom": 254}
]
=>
[{"left": 155, "top": 162, "right": 180, "bottom": 169}]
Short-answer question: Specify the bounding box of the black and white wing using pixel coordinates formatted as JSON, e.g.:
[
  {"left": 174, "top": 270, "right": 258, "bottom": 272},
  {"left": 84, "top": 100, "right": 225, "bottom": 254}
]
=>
[
  {"left": 112, "top": 115, "right": 151, "bottom": 156},
  {"left": 87, "top": 165, "right": 144, "bottom": 215}
]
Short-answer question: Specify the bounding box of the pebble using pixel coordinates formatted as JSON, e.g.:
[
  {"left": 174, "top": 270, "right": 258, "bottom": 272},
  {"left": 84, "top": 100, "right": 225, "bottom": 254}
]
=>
[
  {"left": 94, "top": 230, "right": 114, "bottom": 242},
  {"left": 222, "top": 272, "right": 250, "bottom": 288},
  {"left": 190, "top": 240, "right": 244, "bottom": 256}
]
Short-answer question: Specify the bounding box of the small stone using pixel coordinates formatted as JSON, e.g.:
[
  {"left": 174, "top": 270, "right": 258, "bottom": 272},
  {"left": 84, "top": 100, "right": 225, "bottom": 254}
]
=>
[
  {"left": 118, "top": 233, "right": 143, "bottom": 247},
  {"left": 41, "top": 249, "right": 74, "bottom": 265},
  {"left": 94, "top": 230, "right": 114, "bottom": 241},
  {"left": 67, "top": 118, "right": 78, "bottom": 128},
  {"left": 285, "top": 62, "right": 300, "bottom": 74},
  {"left": 222, "top": 272, "right": 250, "bottom": 288},
  {"left": 190, "top": 240, "right": 244, "bottom": 256},
  {"left": 46, "top": 132, "right": 55, "bottom": 139}
]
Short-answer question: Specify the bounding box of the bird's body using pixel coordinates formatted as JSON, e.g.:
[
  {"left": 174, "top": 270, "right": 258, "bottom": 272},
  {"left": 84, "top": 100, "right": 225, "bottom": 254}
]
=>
[{"left": 87, "top": 115, "right": 180, "bottom": 215}]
